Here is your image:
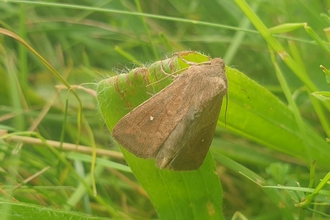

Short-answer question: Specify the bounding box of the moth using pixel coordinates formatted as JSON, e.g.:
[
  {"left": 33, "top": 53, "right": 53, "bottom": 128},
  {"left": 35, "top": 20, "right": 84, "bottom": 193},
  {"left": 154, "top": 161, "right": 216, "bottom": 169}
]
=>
[{"left": 112, "top": 58, "right": 227, "bottom": 171}]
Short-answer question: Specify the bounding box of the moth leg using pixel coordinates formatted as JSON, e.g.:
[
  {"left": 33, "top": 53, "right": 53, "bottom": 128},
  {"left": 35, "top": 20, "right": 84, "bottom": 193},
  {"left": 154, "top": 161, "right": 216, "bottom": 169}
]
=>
[{"left": 159, "top": 60, "right": 178, "bottom": 79}]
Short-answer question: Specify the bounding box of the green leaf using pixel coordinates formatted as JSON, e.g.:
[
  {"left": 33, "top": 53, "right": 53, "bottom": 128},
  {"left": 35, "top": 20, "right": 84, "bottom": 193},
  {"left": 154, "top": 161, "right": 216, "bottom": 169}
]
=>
[
  {"left": 98, "top": 50, "right": 330, "bottom": 219},
  {"left": 221, "top": 66, "right": 329, "bottom": 168},
  {"left": 97, "top": 51, "right": 224, "bottom": 220}
]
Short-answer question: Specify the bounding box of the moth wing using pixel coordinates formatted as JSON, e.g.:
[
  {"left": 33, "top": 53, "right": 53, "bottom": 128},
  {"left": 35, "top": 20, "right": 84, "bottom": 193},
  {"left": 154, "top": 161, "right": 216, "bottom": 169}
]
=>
[
  {"left": 154, "top": 60, "right": 227, "bottom": 170},
  {"left": 167, "top": 95, "right": 224, "bottom": 170},
  {"left": 156, "top": 91, "right": 222, "bottom": 171},
  {"left": 112, "top": 73, "right": 192, "bottom": 158}
]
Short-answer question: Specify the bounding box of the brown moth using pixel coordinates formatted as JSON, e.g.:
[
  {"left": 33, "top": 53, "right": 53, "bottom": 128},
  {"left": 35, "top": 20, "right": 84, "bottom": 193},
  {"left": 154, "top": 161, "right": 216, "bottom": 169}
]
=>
[{"left": 112, "top": 58, "right": 227, "bottom": 171}]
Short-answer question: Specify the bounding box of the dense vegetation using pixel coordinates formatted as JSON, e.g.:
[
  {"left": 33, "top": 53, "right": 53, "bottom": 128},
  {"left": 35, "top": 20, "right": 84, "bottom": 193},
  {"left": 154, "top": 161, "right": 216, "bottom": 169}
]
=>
[{"left": 1, "top": 0, "right": 330, "bottom": 219}]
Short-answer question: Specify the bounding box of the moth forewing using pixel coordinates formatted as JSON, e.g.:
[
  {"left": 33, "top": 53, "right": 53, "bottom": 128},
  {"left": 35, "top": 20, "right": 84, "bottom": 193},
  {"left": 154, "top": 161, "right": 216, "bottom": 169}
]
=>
[{"left": 112, "top": 65, "right": 195, "bottom": 158}]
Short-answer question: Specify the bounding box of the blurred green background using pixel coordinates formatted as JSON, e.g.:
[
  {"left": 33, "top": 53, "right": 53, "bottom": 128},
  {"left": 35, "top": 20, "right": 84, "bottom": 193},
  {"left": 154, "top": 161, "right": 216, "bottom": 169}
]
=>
[{"left": 0, "top": 0, "right": 330, "bottom": 219}]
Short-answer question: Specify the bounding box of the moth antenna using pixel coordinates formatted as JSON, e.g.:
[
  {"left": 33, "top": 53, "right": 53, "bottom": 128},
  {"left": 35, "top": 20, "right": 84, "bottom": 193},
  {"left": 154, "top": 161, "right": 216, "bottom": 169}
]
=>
[
  {"left": 160, "top": 61, "right": 175, "bottom": 78},
  {"left": 148, "top": 62, "right": 188, "bottom": 88},
  {"left": 175, "top": 52, "right": 211, "bottom": 66}
]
